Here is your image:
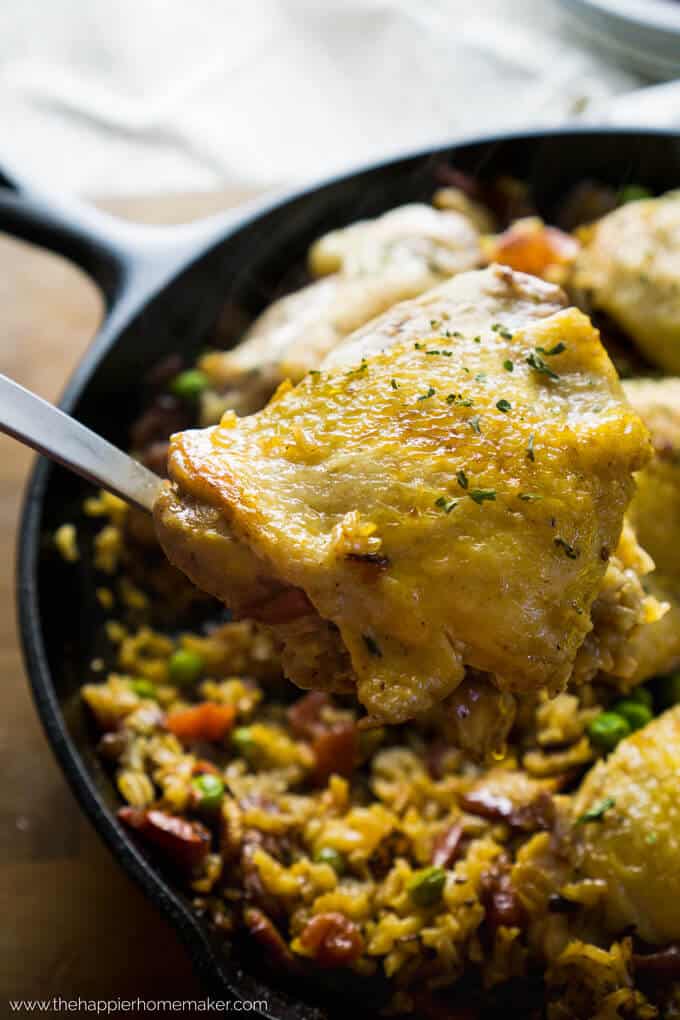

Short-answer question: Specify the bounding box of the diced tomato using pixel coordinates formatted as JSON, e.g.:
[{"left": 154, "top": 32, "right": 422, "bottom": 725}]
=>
[
  {"left": 484, "top": 218, "right": 579, "bottom": 279},
  {"left": 165, "top": 702, "right": 236, "bottom": 743}
]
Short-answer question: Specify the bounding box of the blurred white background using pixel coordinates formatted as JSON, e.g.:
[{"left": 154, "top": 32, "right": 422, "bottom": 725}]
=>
[{"left": 0, "top": 0, "right": 677, "bottom": 196}]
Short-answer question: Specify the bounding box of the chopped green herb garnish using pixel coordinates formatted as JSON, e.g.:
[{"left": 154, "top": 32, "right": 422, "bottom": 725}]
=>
[
  {"left": 425, "top": 349, "right": 453, "bottom": 357},
  {"left": 457, "top": 470, "right": 469, "bottom": 490},
  {"left": 527, "top": 351, "right": 559, "bottom": 381},
  {"left": 363, "top": 634, "right": 382, "bottom": 657},
  {"left": 554, "top": 536, "right": 579, "bottom": 559},
  {"left": 391, "top": 378, "right": 399, "bottom": 390},
  {"left": 646, "top": 832, "right": 658, "bottom": 845},
  {"left": 503, "top": 360, "right": 514, "bottom": 372},
  {"left": 519, "top": 492, "right": 542, "bottom": 501},
  {"left": 492, "top": 323, "right": 513, "bottom": 340},
  {"left": 430, "top": 319, "right": 441, "bottom": 329},
  {"left": 417, "top": 387, "right": 436, "bottom": 401},
  {"left": 576, "top": 797, "right": 615, "bottom": 825},
  {"left": 415, "top": 342, "right": 426, "bottom": 350},
  {"left": 536, "top": 342, "right": 566, "bottom": 356},
  {"left": 435, "top": 496, "right": 459, "bottom": 514},
  {"left": 446, "top": 394, "right": 473, "bottom": 407},
  {"left": 496, "top": 399, "right": 511, "bottom": 413},
  {"left": 527, "top": 433, "right": 535, "bottom": 461},
  {"left": 308, "top": 369, "right": 321, "bottom": 377},
  {"left": 469, "top": 415, "right": 481, "bottom": 435},
  {"left": 473, "top": 335, "right": 481, "bottom": 343},
  {"left": 475, "top": 372, "right": 487, "bottom": 382},
  {"left": 469, "top": 489, "right": 496, "bottom": 504}
]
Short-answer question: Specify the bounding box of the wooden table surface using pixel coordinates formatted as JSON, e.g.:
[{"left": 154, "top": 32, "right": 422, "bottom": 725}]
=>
[{"left": 0, "top": 188, "right": 260, "bottom": 1004}]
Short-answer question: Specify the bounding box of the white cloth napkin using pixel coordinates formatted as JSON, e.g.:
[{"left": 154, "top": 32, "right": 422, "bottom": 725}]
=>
[{"left": 0, "top": 0, "right": 663, "bottom": 196}]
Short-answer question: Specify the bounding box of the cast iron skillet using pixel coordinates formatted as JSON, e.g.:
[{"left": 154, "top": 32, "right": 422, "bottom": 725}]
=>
[{"left": 9, "top": 128, "right": 680, "bottom": 1017}]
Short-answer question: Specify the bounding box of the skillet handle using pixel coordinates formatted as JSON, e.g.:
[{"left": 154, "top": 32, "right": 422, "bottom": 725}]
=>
[
  {"left": 0, "top": 159, "right": 155, "bottom": 307},
  {"left": 0, "top": 157, "right": 251, "bottom": 310}
]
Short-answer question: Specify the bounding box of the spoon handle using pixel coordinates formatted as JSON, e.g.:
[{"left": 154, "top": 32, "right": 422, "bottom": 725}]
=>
[{"left": 0, "top": 373, "right": 162, "bottom": 513}]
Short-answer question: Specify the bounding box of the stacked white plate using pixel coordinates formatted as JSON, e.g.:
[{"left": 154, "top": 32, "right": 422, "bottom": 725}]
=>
[{"left": 559, "top": 0, "right": 680, "bottom": 79}]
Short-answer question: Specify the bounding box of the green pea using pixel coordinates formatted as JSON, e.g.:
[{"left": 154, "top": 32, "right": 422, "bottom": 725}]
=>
[
  {"left": 653, "top": 673, "right": 680, "bottom": 711},
  {"left": 131, "top": 678, "right": 157, "bottom": 700},
  {"left": 629, "top": 686, "right": 653, "bottom": 710},
  {"left": 169, "top": 369, "right": 210, "bottom": 401},
  {"left": 407, "top": 866, "right": 446, "bottom": 908},
  {"left": 615, "top": 699, "right": 653, "bottom": 732},
  {"left": 619, "top": 185, "right": 652, "bottom": 205},
  {"left": 314, "top": 846, "right": 346, "bottom": 875},
  {"left": 192, "top": 773, "right": 224, "bottom": 812},
  {"left": 168, "top": 648, "right": 204, "bottom": 687},
  {"left": 232, "top": 726, "right": 256, "bottom": 760},
  {"left": 587, "top": 711, "right": 631, "bottom": 753}
]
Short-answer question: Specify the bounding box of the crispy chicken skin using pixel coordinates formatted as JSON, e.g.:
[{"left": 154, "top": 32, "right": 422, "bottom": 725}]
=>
[
  {"left": 621, "top": 377, "right": 680, "bottom": 680},
  {"left": 155, "top": 265, "right": 650, "bottom": 724},
  {"left": 569, "top": 705, "right": 680, "bottom": 944},
  {"left": 199, "top": 204, "right": 481, "bottom": 418},
  {"left": 572, "top": 191, "right": 680, "bottom": 372}
]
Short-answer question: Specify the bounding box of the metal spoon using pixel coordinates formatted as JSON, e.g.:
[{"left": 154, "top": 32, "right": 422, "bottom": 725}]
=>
[{"left": 0, "top": 373, "right": 163, "bottom": 513}]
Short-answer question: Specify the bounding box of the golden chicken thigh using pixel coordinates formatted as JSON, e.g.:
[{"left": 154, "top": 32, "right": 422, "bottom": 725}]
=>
[
  {"left": 573, "top": 190, "right": 680, "bottom": 373},
  {"left": 307, "top": 201, "right": 480, "bottom": 278},
  {"left": 155, "top": 265, "right": 650, "bottom": 724},
  {"left": 199, "top": 204, "right": 481, "bottom": 418},
  {"left": 570, "top": 705, "right": 680, "bottom": 945},
  {"left": 621, "top": 377, "right": 680, "bottom": 681}
]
